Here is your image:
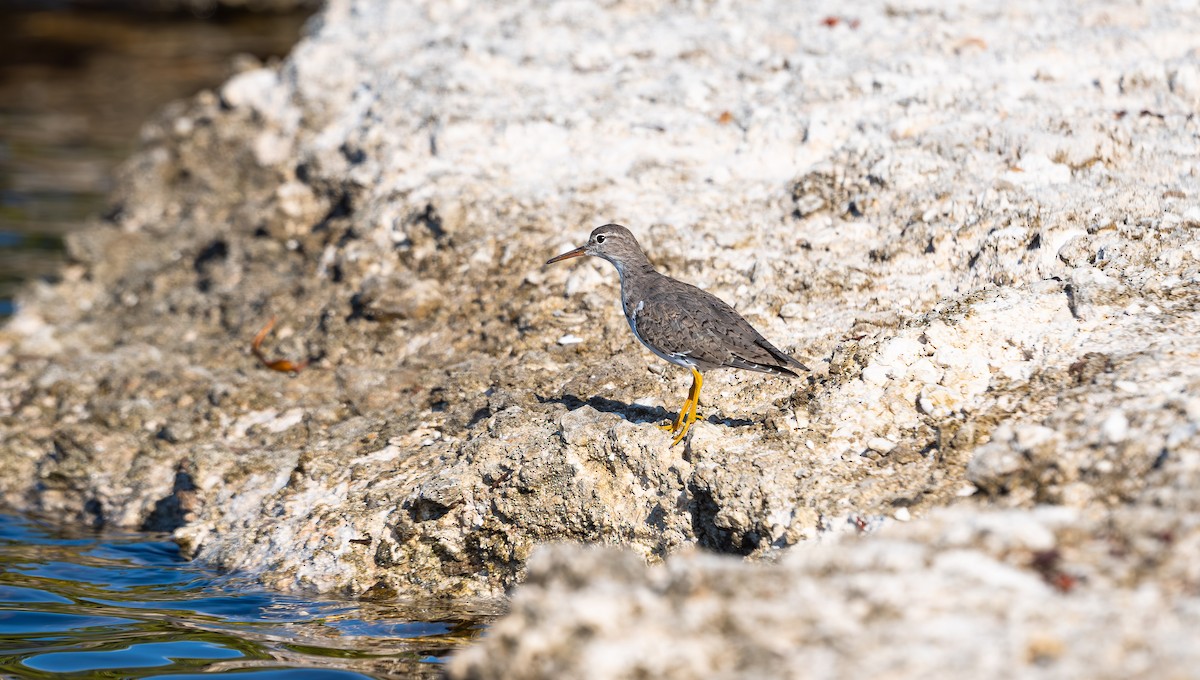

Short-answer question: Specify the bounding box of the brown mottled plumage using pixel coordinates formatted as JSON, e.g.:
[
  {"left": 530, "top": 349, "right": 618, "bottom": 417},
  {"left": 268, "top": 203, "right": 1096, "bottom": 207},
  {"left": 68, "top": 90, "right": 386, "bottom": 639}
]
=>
[{"left": 547, "top": 224, "right": 808, "bottom": 445}]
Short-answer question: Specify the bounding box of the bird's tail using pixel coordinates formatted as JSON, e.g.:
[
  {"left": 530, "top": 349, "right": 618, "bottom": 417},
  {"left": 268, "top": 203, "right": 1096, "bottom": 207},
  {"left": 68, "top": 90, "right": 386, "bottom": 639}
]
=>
[{"left": 756, "top": 339, "right": 810, "bottom": 373}]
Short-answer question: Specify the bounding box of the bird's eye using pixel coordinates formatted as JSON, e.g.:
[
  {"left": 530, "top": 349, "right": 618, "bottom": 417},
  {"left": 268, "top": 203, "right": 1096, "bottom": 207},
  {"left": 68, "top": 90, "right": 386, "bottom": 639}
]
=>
[{"left": 595, "top": 235, "right": 606, "bottom": 243}]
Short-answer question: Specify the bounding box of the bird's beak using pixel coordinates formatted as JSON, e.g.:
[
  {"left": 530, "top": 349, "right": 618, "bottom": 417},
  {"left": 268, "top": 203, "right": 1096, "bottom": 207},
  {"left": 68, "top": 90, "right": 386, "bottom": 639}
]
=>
[{"left": 546, "top": 246, "right": 586, "bottom": 265}]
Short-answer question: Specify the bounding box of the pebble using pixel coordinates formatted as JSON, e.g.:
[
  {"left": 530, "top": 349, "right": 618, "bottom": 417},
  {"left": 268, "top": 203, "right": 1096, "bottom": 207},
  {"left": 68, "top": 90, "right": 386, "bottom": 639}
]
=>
[
  {"left": 1100, "top": 411, "right": 1129, "bottom": 443},
  {"left": 867, "top": 437, "right": 897, "bottom": 453}
]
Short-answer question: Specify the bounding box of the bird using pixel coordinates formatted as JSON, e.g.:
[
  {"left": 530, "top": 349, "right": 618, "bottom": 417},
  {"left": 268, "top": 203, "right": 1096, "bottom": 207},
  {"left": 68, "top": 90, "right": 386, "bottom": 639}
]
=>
[{"left": 546, "top": 224, "right": 809, "bottom": 446}]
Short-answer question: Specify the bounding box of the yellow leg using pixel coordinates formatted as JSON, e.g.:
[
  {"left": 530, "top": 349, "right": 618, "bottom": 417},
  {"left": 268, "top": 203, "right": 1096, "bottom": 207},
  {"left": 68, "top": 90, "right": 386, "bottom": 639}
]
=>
[
  {"left": 671, "top": 369, "right": 703, "bottom": 447},
  {"left": 658, "top": 373, "right": 697, "bottom": 433}
]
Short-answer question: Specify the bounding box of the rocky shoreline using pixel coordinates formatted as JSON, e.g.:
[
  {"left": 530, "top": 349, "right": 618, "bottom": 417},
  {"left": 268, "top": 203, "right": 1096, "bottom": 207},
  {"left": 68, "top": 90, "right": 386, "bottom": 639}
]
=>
[{"left": 2, "top": 0, "right": 1199, "bottom": 675}]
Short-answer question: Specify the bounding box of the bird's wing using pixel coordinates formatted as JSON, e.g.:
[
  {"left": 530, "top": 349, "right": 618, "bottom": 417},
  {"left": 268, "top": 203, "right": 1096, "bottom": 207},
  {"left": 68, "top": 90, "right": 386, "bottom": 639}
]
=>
[
  {"left": 632, "top": 291, "right": 722, "bottom": 367},
  {"left": 634, "top": 279, "right": 808, "bottom": 375}
]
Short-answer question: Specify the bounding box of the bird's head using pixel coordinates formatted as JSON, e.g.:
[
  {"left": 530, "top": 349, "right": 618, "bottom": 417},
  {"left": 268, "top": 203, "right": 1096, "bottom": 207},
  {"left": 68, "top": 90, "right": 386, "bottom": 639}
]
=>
[{"left": 546, "top": 224, "right": 646, "bottom": 271}]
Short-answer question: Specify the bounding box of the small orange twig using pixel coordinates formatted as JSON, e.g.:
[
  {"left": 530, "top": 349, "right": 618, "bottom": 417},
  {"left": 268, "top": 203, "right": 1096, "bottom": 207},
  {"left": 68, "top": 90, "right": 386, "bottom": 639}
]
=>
[{"left": 251, "top": 316, "right": 311, "bottom": 374}]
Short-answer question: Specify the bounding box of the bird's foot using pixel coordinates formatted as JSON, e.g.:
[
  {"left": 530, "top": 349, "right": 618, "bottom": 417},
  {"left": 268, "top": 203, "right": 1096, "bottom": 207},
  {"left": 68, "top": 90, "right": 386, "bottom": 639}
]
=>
[
  {"left": 663, "top": 371, "right": 703, "bottom": 446},
  {"left": 669, "top": 409, "right": 702, "bottom": 447},
  {"left": 657, "top": 410, "right": 696, "bottom": 433},
  {"left": 669, "top": 416, "right": 693, "bottom": 447},
  {"left": 669, "top": 389, "right": 702, "bottom": 447},
  {"left": 658, "top": 400, "right": 693, "bottom": 433}
]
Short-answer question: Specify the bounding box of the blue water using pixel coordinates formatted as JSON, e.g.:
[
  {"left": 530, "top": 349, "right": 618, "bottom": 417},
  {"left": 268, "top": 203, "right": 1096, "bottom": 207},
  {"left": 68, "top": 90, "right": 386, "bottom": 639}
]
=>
[{"left": 0, "top": 513, "right": 493, "bottom": 678}]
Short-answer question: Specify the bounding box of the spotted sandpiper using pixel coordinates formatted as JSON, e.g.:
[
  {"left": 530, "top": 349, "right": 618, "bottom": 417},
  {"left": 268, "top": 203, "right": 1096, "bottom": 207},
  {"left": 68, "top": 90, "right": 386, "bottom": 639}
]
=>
[{"left": 547, "top": 224, "right": 809, "bottom": 446}]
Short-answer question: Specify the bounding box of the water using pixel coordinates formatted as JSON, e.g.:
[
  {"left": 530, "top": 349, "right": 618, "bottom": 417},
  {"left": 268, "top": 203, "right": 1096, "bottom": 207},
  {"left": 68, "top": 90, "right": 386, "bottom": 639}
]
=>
[
  {"left": 0, "top": 513, "right": 494, "bottom": 678},
  {"left": 0, "top": 4, "right": 312, "bottom": 319}
]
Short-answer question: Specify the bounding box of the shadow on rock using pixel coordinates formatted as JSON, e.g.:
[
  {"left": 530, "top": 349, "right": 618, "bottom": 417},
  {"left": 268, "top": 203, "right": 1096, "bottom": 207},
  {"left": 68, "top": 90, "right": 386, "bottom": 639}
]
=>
[
  {"left": 702, "top": 414, "right": 755, "bottom": 428},
  {"left": 142, "top": 466, "right": 199, "bottom": 533},
  {"left": 537, "top": 394, "right": 670, "bottom": 425},
  {"left": 539, "top": 394, "right": 757, "bottom": 430}
]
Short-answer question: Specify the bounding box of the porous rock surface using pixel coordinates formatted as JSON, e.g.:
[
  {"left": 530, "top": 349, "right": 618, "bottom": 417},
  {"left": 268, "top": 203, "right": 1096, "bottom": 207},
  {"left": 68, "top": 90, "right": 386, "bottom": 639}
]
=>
[
  {"left": 449, "top": 508, "right": 1200, "bottom": 679},
  {"left": 109, "top": 0, "right": 320, "bottom": 12},
  {"left": 1, "top": 0, "right": 1199, "bottom": 674}
]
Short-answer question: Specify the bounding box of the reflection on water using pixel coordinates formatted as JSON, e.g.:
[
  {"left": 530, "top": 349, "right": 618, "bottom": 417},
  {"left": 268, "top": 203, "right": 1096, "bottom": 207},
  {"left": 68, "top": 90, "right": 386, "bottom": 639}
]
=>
[
  {"left": 0, "top": 513, "right": 495, "bottom": 678},
  {"left": 0, "top": 5, "right": 312, "bottom": 317}
]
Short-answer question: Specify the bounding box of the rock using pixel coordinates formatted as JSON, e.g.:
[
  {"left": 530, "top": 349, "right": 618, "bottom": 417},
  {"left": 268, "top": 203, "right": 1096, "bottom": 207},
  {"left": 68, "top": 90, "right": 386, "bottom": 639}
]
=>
[
  {"left": 866, "top": 437, "right": 897, "bottom": 454},
  {"left": 0, "top": 0, "right": 1198, "bottom": 674},
  {"left": 1100, "top": 410, "right": 1129, "bottom": 444},
  {"left": 1167, "top": 53, "right": 1200, "bottom": 108},
  {"left": 356, "top": 276, "right": 444, "bottom": 321},
  {"left": 447, "top": 507, "right": 1200, "bottom": 679},
  {"left": 132, "top": 0, "right": 319, "bottom": 11}
]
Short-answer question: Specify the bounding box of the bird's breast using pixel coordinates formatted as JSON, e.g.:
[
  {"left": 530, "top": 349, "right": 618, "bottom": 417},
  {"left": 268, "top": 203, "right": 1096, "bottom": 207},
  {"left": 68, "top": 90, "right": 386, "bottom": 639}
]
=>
[{"left": 624, "top": 299, "right": 644, "bottom": 342}]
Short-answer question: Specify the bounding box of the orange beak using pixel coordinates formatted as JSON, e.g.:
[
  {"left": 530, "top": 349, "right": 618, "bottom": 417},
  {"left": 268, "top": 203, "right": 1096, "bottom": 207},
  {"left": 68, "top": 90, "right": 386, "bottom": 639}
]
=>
[{"left": 546, "top": 246, "right": 586, "bottom": 265}]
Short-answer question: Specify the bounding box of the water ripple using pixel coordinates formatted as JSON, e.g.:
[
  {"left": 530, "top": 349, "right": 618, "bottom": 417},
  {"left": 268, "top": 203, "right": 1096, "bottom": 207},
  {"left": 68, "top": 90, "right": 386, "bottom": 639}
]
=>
[{"left": 0, "top": 513, "right": 494, "bottom": 679}]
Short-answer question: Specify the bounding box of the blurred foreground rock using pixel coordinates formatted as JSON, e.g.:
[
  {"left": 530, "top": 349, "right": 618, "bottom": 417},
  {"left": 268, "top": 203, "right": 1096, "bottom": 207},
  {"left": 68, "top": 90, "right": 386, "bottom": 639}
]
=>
[
  {"left": 70, "top": 0, "right": 320, "bottom": 12},
  {"left": 1, "top": 0, "right": 1199, "bottom": 675},
  {"left": 450, "top": 507, "right": 1200, "bottom": 679}
]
